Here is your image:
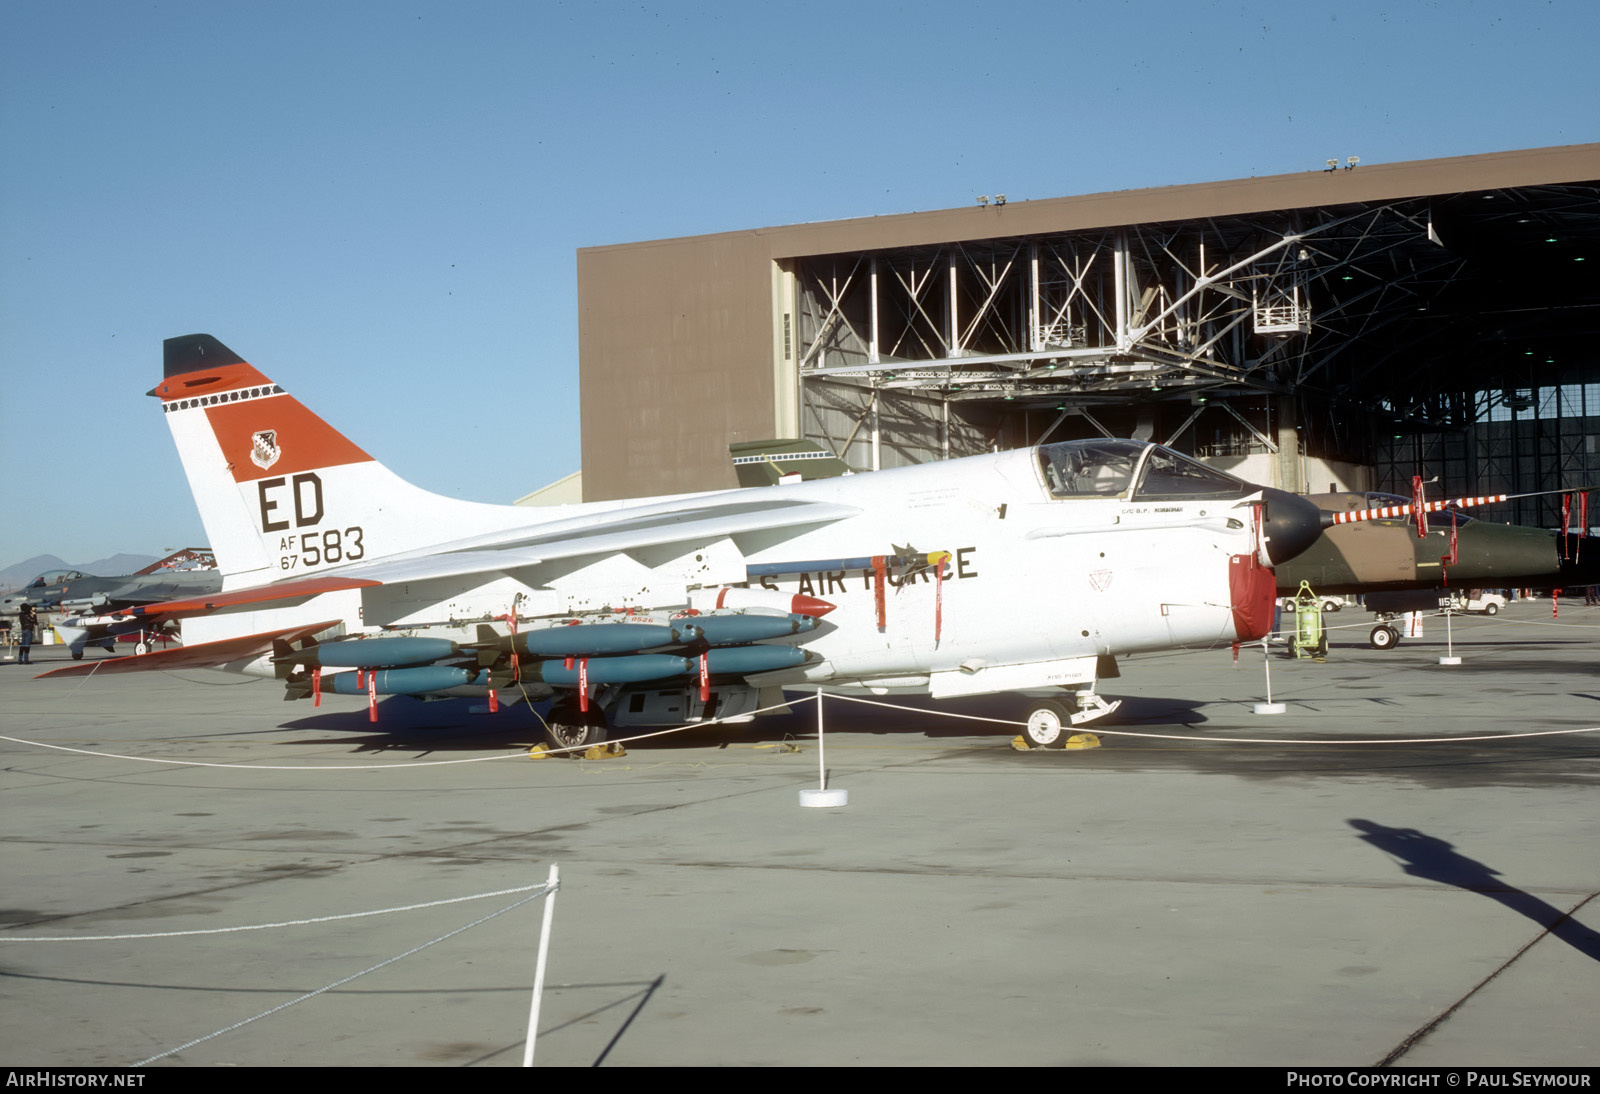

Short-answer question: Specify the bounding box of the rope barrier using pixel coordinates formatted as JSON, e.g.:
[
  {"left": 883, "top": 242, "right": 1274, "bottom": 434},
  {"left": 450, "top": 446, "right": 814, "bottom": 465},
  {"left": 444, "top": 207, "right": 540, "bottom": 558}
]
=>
[
  {"left": 1455, "top": 613, "right": 1600, "bottom": 630},
  {"left": 0, "top": 732, "right": 533, "bottom": 770},
  {"left": 819, "top": 690, "right": 1600, "bottom": 747},
  {"left": 0, "top": 880, "right": 554, "bottom": 942},
  {"left": 0, "top": 694, "right": 814, "bottom": 770},
  {"left": 131, "top": 887, "right": 548, "bottom": 1067}
]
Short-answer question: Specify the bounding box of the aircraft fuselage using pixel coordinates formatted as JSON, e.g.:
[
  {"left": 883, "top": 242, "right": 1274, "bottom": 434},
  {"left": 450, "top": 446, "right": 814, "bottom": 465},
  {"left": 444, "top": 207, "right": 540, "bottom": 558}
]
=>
[{"left": 1275, "top": 514, "right": 1599, "bottom": 595}]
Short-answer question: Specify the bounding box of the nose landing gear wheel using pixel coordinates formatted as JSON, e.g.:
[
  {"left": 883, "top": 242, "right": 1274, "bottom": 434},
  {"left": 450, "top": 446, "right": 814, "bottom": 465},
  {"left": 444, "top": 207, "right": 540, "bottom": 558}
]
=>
[{"left": 1369, "top": 625, "right": 1399, "bottom": 650}]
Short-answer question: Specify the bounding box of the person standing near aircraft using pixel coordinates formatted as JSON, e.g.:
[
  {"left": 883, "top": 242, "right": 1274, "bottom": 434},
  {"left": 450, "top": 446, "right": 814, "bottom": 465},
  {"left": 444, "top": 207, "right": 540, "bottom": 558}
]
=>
[{"left": 16, "top": 601, "right": 37, "bottom": 665}]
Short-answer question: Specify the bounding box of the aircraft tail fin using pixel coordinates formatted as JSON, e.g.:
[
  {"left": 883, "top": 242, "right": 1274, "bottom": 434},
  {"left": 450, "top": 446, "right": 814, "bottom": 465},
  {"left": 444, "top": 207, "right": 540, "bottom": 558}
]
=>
[
  {"left": 132, "top": 547, "right": 217, "bottom": 576},
  {"left": 151, "top": 335, "right": 528, "bottom": 584}
]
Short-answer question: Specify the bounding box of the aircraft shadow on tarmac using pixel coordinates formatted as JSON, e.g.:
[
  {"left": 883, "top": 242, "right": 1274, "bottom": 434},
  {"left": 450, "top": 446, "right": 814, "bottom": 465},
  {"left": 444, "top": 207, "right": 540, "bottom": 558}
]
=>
[
  {"left": 280, "top": 700, "right": 551, "bottom": 753},
  {"left": 755, "top": 693, "right": 1209, "bottom": 740},
  {"left": 1349, "top": 819, "right": 1600, "bottom": 966},
  {"left": 279, "top": 692, "right": 1212, "bottom": 753},
  {"left": 279, "top": 695, "right": 827, "bottom": 752}
]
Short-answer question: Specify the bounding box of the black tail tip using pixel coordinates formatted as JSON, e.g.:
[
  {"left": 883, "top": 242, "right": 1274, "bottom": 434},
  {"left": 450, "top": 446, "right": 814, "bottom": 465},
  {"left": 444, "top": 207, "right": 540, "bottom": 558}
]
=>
[{"left": 164, "top": 334, "right": 245, "bottom": 378}]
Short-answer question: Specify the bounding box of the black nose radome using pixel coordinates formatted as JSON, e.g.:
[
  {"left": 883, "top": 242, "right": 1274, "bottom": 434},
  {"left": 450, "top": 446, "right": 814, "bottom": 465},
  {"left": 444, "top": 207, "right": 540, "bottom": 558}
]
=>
[
  {"left": 1259, "top": 488, "right": 1326, "bottom": 566},
  {"left": 1558, "top": 535, "right": 1600, "bottom": 586}
]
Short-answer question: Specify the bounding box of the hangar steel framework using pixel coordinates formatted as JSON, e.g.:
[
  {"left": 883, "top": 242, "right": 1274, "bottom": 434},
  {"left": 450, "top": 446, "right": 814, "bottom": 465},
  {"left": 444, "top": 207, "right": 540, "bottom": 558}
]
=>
[{"left": 793, "top": 180, "right": 1600, "bottom": 526}]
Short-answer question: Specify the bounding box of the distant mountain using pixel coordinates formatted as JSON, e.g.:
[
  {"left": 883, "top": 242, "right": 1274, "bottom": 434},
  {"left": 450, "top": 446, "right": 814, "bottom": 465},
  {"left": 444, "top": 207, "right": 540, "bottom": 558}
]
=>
[
  {"left": 0, "top": 553, "right": 160, "bottom": 593},
  {"left": 81, "top": 553, "right": 160, "bottom": 576}
]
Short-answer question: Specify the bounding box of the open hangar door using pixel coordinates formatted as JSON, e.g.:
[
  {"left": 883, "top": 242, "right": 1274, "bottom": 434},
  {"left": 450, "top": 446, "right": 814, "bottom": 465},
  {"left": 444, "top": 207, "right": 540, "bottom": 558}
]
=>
[{"left": 791, "top": 180, "right": 1600, "bottom": 527}]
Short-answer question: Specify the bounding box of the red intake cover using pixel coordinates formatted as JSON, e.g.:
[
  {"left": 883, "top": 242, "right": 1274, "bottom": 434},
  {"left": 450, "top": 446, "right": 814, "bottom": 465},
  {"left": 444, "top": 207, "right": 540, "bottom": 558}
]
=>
[{"left": 1229, "top": 554, "right": 1277, "bottom": 642}]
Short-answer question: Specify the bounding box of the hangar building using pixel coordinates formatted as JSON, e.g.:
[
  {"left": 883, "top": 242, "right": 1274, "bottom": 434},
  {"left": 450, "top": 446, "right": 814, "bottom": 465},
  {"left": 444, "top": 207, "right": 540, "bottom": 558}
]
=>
[{"left": 577, "top": 144, "right": 1600, "bottom": 527}]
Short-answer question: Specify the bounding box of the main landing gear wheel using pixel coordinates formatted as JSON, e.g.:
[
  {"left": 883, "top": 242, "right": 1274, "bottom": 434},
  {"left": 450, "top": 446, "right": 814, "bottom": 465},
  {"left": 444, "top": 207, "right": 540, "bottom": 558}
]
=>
[
  {"left": 1369, "top": 625, "right": 1399, "bottom": 650},
  {"left": 544, "top": 700, "right": 608, "bottom": 752},
  {"left": 1022, "top": 699, "right": 1073, "bottom": 749}
]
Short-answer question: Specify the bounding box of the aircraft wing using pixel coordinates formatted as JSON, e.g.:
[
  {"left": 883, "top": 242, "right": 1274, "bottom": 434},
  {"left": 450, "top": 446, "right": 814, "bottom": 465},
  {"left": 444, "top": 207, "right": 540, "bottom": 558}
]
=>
[
  {"left": 70, "top": 588, "right": 210, "bottom": 613},
  {"left": 355, "top": 494, "right": 860, "bottom": 566},
  {"left": 119, "top": 495, "right": 859, "bottom": 620}
]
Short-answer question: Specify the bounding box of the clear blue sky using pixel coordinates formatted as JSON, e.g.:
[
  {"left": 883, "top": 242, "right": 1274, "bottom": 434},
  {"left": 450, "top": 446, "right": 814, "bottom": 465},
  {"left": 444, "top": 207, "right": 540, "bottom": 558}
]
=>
[{"left": 2, "top": 0, "right": 1595, "bottom": 567}]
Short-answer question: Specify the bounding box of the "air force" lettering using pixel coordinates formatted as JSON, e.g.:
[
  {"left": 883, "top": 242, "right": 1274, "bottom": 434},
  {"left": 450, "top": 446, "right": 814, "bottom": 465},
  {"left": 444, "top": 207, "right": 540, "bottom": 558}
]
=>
[{"left": 758, "top": 547, "right": 979, "bottom": 597}]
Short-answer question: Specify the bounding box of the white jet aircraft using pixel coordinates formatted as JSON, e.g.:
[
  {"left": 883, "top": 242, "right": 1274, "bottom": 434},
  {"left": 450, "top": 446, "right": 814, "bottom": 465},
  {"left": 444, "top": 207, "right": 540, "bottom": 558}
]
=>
[{"left": 43, "top": 335, "right": 1323, "bottom": 750}]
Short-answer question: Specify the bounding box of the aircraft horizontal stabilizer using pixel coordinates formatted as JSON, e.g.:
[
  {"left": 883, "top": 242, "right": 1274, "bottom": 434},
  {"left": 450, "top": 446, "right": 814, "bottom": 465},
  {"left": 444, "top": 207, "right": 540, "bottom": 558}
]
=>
[
  {"left": 35, "top": 621, "right": 341, "bottom": 678},
  {"left": 116, "top": 575, "right": 379, "bottom": 621}
]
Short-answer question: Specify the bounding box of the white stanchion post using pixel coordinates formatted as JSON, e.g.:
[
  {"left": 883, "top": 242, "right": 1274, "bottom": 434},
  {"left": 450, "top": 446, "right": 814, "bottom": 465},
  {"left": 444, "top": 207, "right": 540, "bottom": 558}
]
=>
[
  {"left": 800, "top": 688, "right": 848, "bottom": 807},
  {"left": 1439, "top": 606, "right": 1461, "bottom": 665},
  {"left": 817, "top": 686, "right": 825, "bottom": 788},
  {"left": 522, "top": 863, "right": 560, "bottom": 1067},
  {"left": 1254, "top": 636, "right": 1286, "bottom": 714}
]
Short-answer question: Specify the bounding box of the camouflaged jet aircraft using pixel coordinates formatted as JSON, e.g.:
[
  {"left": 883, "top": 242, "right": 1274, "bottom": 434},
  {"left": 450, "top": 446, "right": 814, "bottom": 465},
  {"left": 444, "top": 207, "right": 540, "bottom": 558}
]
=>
[
  {"left": 1, "top": 549, "right": 219, "bottom": 617},
  {"left": 1274, "top": 490, "right": 1599, "bottom": 649},
  {"left": 1273, "top": 491, "right": 1599, "bottom": 596},
  {"left": 3, "top": 550, "right": 221, "bottom": 658}
]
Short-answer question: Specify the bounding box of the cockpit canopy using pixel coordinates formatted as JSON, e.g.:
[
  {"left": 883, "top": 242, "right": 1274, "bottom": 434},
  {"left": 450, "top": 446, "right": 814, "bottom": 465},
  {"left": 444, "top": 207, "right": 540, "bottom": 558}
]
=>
[
  {"left": 28, "top": 570, "right": 84, "bottom": 587},
  {"left": 1037, "top": 439, "right": 1251, "bottom": 501}
]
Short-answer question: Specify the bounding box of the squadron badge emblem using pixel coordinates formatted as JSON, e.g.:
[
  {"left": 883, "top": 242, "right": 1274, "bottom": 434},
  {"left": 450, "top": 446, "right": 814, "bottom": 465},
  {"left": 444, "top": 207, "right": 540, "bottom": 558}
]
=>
[{"left": 250, "top": 429, "right": 281, "bottom": 470}]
